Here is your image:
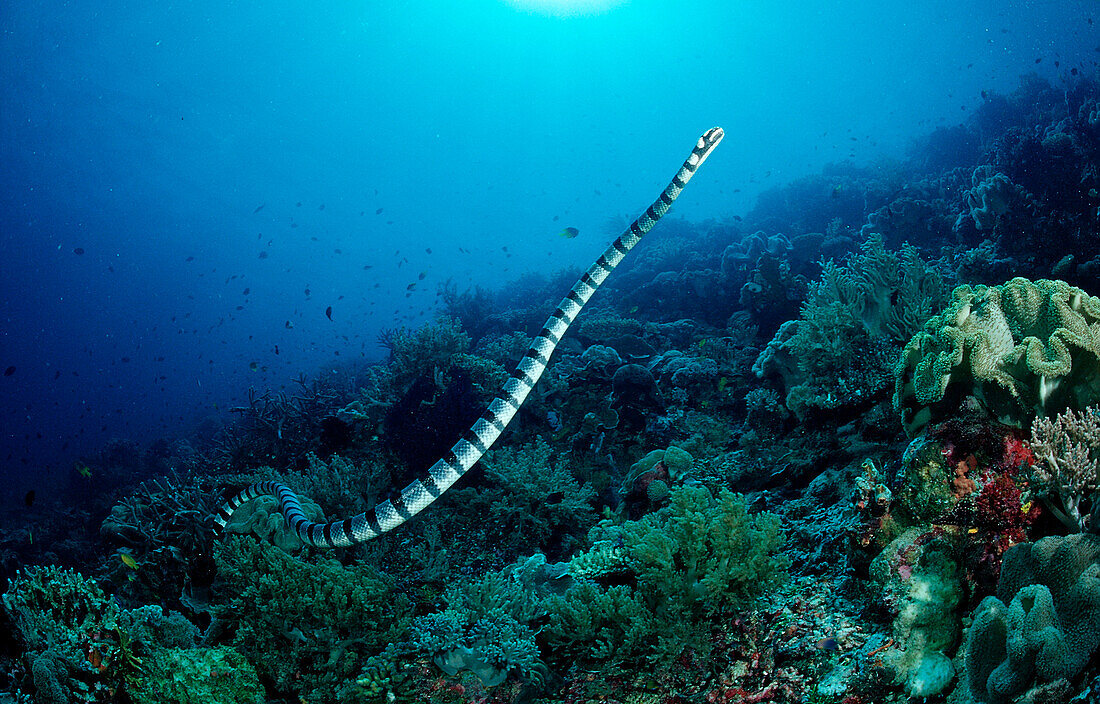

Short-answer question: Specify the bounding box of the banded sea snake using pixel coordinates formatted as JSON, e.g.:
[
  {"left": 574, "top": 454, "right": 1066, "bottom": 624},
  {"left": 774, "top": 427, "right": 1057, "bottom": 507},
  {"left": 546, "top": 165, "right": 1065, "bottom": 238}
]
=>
[{"left": 213, "top": 127, "right": 725, "bottom": 548}]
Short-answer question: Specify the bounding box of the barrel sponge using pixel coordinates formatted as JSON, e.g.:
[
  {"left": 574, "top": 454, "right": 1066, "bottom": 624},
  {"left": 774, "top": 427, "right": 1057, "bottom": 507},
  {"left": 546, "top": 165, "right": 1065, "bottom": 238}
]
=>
[
  {"left": 894, "top": 278, "right": 1100, "bottom": 436},
  {"left": 957, "top": 533, "right": 1100, "bottom": 703}
]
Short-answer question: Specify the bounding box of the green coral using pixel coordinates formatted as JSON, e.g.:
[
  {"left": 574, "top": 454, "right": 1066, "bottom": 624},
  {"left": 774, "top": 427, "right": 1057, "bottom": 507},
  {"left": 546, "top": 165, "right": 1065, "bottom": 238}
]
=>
[
  {"left": 126, "top": 646, "right": 264, "bottom": 704},
  {"left": 211, "top": 536, "right": 412, "bottom": 703},
  {"left": 2, "top": 565, "right": 135, "bottom": 702},
  {"left": 385, "top": 315, "right": 471, "bottom": 389},
  {"left": 290, "top": 453, "right": 375, "bottom": 519},
  {"left": 3, "top": 566, "right": 121, "bottom": 655},
  {"left": 955, "top": 533, "right": 1100, "bottom": 704},
  {"left": 577, "top": 314, "right": 644, "bottom": 342},
  {"left": 474, "top": 437, "right": 598, "bottom": 556},
  {"left": 409, "top": 559, "right": 551, "bottom": 687},
  {"left": 755, "top": 234, "right": 945, "bottom": 419},
  {"left": 894, "top": 277, "right": 1100, "bottom": 436},
  {"left": 546, "top": 486, "right": 789, "bottom": 669},
  {"left": 568, "top": 539, "right": 629, "bottom": 581},
  {"left": 451, "top": 352, "right": 509, "bottom": 395}
]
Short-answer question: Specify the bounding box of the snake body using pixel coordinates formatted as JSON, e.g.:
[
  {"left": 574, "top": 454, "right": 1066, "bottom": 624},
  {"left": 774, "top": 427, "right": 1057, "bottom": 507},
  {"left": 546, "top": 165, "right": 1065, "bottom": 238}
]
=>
[{"left": 213, "top": 127, "right": 724, "bottom": 548}]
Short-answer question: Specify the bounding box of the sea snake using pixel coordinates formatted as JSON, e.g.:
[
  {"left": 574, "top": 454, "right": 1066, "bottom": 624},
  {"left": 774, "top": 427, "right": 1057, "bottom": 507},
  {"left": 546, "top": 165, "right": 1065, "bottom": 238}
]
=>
[{"left": 213, "top": 127, "right": 725, "bottom": 548}]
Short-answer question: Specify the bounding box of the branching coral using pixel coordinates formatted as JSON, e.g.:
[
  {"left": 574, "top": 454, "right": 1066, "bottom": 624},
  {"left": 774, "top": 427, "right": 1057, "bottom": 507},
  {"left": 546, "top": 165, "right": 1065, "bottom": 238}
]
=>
[
  {"left": 1029, "top": 405, "right": 1100, "bottom": 531},
  {"left": 383, "top": 316, "right": 471, "bottom": 390}
]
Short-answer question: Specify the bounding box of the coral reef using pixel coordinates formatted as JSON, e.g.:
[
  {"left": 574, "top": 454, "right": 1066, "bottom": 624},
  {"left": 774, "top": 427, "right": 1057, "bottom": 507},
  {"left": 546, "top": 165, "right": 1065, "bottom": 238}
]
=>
[{"left": 11, "top": 72, "right": 1100, "bottom": 704}]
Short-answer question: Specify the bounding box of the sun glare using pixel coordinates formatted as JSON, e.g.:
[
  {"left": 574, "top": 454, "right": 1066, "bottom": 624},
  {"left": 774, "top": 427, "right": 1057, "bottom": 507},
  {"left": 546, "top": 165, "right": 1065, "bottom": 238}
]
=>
[{"left": 503, "top": 0, "right": 627, "bottom": 18}]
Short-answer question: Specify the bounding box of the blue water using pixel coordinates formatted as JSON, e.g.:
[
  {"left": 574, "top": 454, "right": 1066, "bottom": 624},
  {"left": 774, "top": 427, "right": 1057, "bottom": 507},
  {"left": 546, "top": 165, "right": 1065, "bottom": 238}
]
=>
[{"left": 0, "top": 0, "right": 1094, "bottom": 503}]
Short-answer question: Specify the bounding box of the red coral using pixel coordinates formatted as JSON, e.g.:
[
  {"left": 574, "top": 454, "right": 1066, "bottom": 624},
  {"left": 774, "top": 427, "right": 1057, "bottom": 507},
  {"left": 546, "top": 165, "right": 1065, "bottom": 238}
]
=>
[
  {"left": 969, "top": 471, "right": 1040, "bottom": 583},
  {"left": 999, "top": 433, "right": 1035, "bottom": 473}
]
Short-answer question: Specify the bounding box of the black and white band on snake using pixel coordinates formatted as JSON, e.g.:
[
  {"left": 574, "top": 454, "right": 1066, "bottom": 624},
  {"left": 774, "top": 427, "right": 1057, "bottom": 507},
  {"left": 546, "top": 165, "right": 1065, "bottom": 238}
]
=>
[{"left": 212, "top": 127, "right": 725, "bottom": 548}]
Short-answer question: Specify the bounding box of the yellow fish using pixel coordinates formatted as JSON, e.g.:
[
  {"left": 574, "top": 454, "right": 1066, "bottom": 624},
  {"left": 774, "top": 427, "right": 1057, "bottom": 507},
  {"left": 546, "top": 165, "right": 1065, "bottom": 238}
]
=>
[
  {"left": 119, "top": 553, "right": 139, "bottom": 570},
  {"left": 557, "top": 227, "right": 579, "bottom": 239},
  {"left": 75, "top": 462, "right": 92, "bottom": 478}
]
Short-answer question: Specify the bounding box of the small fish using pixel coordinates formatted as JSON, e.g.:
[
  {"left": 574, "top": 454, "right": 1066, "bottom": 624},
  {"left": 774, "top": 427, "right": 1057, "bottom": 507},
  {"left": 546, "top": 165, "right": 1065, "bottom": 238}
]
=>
[
  {"left": 557, "top": 227, "right": 580, "bottom": 239},
  {"left": 305, "top": 288, "right": 311, "bottom": 297},
  {"left": 249, "top": 361, "right": 259, "bottom": 371},
  {"left": 243, "top": 288, "right": 250, "bottom": 295},
  {"left": 4, "top": 366, "right": 14, "bottom": 377},
  {"left": 325, "top": 306, "right": 333, "bottom": 320},
  {"left": 406, "top": 283, "right": 416, "bottom": 291},
  {"left": 285, "top": 320, "right": 294, "bottom": 329},
  {"left": 253, "top": 204, "right": 265, "bottom": 213},
  {"left": 73, "top": 247, "right": 85, "bottom": 255},
  {"left": 274, "top": 345, "right": 279, "bottom": 355},
  {"left": 816, "top": 637, "right": 839, "bottom": 651},
  {"left": 186, "top": 256, "right": 195, "bottom": 262},
  {"left": 75, "top": 462, "right": 92, "bottom": 478},
  {"left": 27, "top": 528, "right": 33, "bottom": 545},
  {"left": 418, "top": 272, "right": 426, "bottom": 281},
  {"left": 119, "top": 553, "right": 139, "bottom": 570},
  {"left": 258, "top": 251, "right": 269, "bottom": 259},
  {"left": 24, "top": 490, "right": 35, "bottom": 507},
  {"left": 375, "top": 207, "right": 383, "bottom": 215}
]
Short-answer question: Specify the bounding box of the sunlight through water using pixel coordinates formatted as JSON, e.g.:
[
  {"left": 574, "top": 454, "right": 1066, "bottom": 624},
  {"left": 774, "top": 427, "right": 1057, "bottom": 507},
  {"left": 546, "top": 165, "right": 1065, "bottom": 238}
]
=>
[{"left": 503, "top": 0, "right": 627, "bottom": 17}]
